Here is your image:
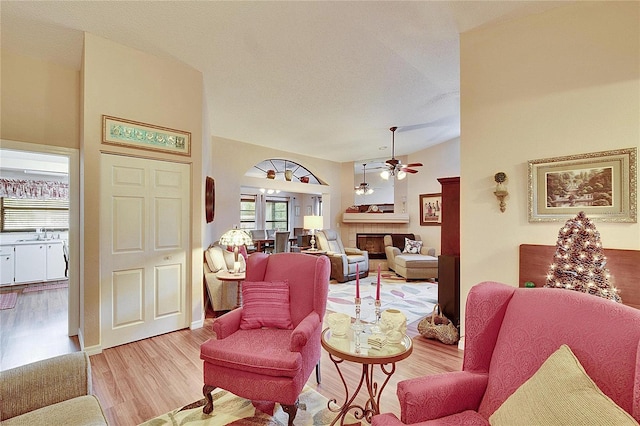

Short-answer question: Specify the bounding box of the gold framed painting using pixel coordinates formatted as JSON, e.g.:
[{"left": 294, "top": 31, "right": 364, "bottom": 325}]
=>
[
  {"left": 528, "top": 148, "right": 636, "bottom": 222},
  {"left": 420, "top": 193, "right": 442, "bottom": 226},
  {"left": 102, "top": 115, "right": 191, "bottom": 156}
]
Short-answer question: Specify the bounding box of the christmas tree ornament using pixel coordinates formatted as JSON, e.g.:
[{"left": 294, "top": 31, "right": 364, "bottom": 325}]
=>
[{"left": 544, "top": 211, "right": 621, "bottom": 303}]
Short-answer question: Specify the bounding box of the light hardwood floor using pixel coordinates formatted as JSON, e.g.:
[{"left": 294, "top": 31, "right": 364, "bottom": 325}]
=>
[{"left": 1, "top": 285, "right": 464, "bottom": 426}]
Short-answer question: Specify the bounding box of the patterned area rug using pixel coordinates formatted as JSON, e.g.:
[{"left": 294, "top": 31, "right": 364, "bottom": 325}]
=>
[
  {"left": 327, "top": 274, "right": 438, "bottom": 325},
  {"left": 22, "top": 281, "right": 68, "bottom": 293},
  {"left": 138, "top": 385, "right": 359, "bottom": 425},
  {"left": 0, "top": 292, "right": 18, "bottom": 310}
]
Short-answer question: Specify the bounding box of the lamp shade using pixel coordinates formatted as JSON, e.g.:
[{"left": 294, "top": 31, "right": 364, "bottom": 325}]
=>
[
  {"left": 303, "top": 215, "right": 323, "bottom": 231},
  {"left": 219, "top": 227, "right": 253, "bottom": 247}
]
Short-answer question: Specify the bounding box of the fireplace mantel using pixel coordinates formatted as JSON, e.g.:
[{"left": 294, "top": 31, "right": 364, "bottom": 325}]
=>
[{"left": 342, "top": 213, "right": 410, "bottom": 224}]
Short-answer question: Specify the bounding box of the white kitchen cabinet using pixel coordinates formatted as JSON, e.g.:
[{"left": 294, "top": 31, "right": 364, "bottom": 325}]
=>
[
  {"left": 14, "top": 243, "right": 46, "bottom": 284},
  {"left": 0, "top": 246, "right": 14, "bottom": 286},
  {"left": 46, "top": 242, "right": 66, "bottom": 280}
]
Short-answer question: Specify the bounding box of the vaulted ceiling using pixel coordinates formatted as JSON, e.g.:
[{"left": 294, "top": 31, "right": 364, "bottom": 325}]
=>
[{"left": 1, "top": 1, "right": 569, "bottom": 163}]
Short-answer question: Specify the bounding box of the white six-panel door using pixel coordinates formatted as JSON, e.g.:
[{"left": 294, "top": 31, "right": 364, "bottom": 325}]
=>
[{"left": 100, "top": 154, "right": 190, "bottom": 349}]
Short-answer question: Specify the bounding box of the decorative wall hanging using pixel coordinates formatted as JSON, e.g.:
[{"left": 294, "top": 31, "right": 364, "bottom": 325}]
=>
[
  {"left": 247, "top": 159, "right": 322, "bottom": 184},
  {"left": 102, "top": 115, "right": 191, "bottom": 156},
  {"left": 420, "top": 193, "right": 442, "bottom": 226},
  {"left": 528, "top": 148, "right": 636, "bottom": 222},
  {"left": 205, "top": 176, "right": 215, "bottom": 223}
]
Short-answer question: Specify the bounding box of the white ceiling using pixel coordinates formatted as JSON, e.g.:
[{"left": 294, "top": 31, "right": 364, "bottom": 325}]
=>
[{"left": 1, "top": 1, "right": 569, "bottom": 163}]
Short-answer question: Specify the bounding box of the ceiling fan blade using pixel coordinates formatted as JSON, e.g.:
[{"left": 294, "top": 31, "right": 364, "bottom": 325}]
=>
[
  {"left": 404, "top": 163, "right": 423, "bottom": 167},
  {"left": 403, "top": 168, "right": 420, "bottom": 174}
]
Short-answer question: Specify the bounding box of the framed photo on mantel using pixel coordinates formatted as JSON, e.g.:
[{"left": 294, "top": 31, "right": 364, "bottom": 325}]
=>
[{"left": 420, "top": 193, "right": 442, "bottom": 226}]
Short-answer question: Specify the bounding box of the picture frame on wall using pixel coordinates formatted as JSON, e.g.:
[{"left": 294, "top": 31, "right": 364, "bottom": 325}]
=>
[
  {"left": 420, "top": 193, "right": 442, "bottom": 226},
  {"left": 528, "top": 147, "right": 636, "bottom": 223},
  {"left": 102, "top": 115, "right": 191, "bottom": 156}
]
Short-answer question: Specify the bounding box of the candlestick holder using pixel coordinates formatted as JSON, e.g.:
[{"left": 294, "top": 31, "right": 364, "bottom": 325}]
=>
[
  {"left": 369, "top": 299, "right": 382, "bottom": 334},
  {"left": 352, "top": 297, "right": 365, "bottom": 353}
]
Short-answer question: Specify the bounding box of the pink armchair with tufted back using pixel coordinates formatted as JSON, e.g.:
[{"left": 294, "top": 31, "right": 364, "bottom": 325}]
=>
[
  {"left": 200, "top": 252, "right": 330, "bottom": 426},
  {"left": 373, "top": 281, "right": 640, "bottom": 425}
]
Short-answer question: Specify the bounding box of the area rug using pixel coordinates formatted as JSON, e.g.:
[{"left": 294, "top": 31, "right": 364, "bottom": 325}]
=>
[
  {"left": 22, "top": 281, "right": 68, "bottom": 293},
  {"left": 0, "top": 292, "right": 18, "bottom": 310},
  {"left": 138, "top": 385, "right": 359, "bottom": 425},
  {"left": 327, "top": 274, "right": 438, "bottom": 325}
]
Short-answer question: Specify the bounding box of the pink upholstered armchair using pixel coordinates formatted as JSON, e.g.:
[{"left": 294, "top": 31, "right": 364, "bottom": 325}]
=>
[
  {"left": 200, "top": 252, "right": 330, "bottom": 426},
  {"left": 373, "top": 281, "right": 640, "bottom": 425}
]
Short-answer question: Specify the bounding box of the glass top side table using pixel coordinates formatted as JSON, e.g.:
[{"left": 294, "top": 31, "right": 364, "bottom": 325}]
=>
[{"left": 320, "top": 327, "right": 413, "bottom": 424}]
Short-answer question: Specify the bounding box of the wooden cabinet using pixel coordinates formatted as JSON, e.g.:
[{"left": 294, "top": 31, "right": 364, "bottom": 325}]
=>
[
  {"left": 437, "top": 177, "right": 460, "bottom": 329},
  {"left": 14, "top": 243, "right": 46, "bottom": 284},
  {"left": 8, "top": 241, "right": 65, "bottom": 285},
  {"left": 438, "top": 255, "right": 460, "bottom": 327},
  {"left": 0, "top": 246, "right": 14, "bottom": 286},
  {"left": 438, "top": 177, "right": 460, "bottom": 256},
  {"left": 46, "top": 242, "right": 66, "bottom": 280}
]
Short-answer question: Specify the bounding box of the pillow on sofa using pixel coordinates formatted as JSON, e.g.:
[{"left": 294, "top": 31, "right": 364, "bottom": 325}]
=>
[
  {"left": 403, "top": 238, "right": 423, "bottom": 254},
  {"left": 205, "top": 246, "right": 227, "bottom": 272},
  {"left": 239, "top": 281, "right": 293, "bottom": 330},
  {"left": 391, "top": 234, "right": 415, "bottom": 251},
  {"left": 489, "top": 344, "right": 637, "bottom": 426}
]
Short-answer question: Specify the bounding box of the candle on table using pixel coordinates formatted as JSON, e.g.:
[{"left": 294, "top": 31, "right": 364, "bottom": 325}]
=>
[
  {"left": 376, "top": 265, "right": 381, "bottom": 300},
  {"left": 355, "top": 263, "right": 360, "bottom": 299}
]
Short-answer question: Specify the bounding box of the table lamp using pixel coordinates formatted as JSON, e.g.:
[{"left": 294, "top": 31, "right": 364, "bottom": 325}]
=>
[
  {"left": 219, "top": 227, "right": 253, "bottom": 273},
  {"left": 303, "top": 215, "right": 323, "bottom": 251}
]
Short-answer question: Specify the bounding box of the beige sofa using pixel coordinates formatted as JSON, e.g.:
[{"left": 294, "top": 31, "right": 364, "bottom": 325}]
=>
[
  {"left": 384, "top": 234, "right": 438, "bottom": 280},
  {"left": 204, "top": 244, "right": 246, "bottom": 312},
  {"left": 0, "top": 352, "right": 108, "bottom": 425}
]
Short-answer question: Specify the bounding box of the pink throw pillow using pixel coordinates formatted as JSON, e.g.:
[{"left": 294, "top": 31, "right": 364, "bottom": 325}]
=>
[{"left": 240, "top": 281, "right": 293, "bottom": 330}]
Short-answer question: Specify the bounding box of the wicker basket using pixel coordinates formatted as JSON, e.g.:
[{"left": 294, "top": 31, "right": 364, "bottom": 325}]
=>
[{"left": 418, "top": 304, "right": 459, "bottom": 345}]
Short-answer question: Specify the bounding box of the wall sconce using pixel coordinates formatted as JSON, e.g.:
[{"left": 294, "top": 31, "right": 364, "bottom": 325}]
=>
[{"left": 493, "top": 172, "right": 508, "bottom": 212}]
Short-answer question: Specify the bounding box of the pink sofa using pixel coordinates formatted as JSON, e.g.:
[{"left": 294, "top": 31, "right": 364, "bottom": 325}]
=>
[{"left": 373, "top": 281, "right": 640, "bottom": 425}]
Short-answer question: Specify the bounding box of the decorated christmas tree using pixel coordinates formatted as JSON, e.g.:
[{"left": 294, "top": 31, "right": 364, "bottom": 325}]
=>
[{"left": 544, "top": 211, "right": 621, "bottom": 303}]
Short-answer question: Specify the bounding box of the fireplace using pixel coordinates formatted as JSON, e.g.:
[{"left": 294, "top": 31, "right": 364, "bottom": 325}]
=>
[{"left": 356, "top": 233, "right": 386, "bottom": 259}]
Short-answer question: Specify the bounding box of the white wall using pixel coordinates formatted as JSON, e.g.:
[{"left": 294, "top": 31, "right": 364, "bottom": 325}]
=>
[
  {"left": 207, "top": 136, "right": 342, "bottom": 245},
  {"left": 407, "top": 137, "right": 460, "bottom": 254},
  {"left": 460, "top": 2, "right": 639, "bottom": 340},
  {"left": 82, "top": 33, "right": 204, "bottom": 350},
  {"left": 1, "top": 50, "right": 80, "bottom": 148}
]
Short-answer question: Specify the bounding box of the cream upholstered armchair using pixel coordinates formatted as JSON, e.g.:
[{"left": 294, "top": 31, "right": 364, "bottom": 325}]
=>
[
  {"left": 0, "top": 352, "right": 107, "bottom": 425},
  {"left": 200, "top": 252, "right": 331, "bottom": 426},
  {"left": 203, "top": 244, "right": 246, "bottom": 312},
  {"left": 315, "top": 229, "right": 369, "bottom": 283}
]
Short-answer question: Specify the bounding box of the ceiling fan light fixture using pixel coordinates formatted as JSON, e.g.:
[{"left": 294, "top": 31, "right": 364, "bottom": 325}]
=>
[
  {"left": 355, "top": 163, "right": 375, "bottom": 195},
  {"left": 381, "top": 126, "right": 423, "bottom": 180}
]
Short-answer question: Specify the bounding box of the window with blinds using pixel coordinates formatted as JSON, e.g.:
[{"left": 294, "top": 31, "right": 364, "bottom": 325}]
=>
[
  {"left": 265, "top": 199, "right": 288, "bottom": 230},
  {"left": 1, "top": 198, "right": 69, "bottom": 231},
  {"left": 240, "top": 195, "right": 256, "bottom": 231}
]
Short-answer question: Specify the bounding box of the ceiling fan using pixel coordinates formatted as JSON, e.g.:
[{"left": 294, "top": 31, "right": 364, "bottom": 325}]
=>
[
  {"left": 354, "top": 163, "right": 374, "bottom": 195},
  {"left": 380, "top": 126, "right": 423, "bottom": 180}
]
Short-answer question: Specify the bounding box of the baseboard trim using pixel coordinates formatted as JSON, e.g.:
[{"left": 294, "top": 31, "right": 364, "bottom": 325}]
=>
[{"left": 78, "top": 328, "right": 102, "bottom": 355}]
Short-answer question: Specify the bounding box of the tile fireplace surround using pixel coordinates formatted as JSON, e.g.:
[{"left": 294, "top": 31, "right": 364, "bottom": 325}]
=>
[{"left": 343, "top": 223, "right": 410, "bottom": 256}]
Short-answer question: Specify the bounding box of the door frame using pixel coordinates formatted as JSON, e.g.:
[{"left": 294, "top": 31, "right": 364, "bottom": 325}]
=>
[{"left": 0, "top": 139, "right": 80, "bottom": 336}]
